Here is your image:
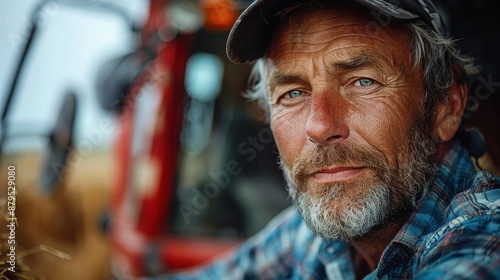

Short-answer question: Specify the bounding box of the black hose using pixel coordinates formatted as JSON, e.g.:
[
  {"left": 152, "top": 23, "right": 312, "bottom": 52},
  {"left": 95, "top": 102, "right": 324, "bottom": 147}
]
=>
[{"left": 0, "top": 0, "right": 49, "bottom": 156}]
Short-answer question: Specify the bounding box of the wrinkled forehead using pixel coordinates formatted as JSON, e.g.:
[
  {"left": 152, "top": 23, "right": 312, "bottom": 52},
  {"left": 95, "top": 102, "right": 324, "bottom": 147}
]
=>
[{"left": 267, "top": 4, "right": 414, "bottom": 65}]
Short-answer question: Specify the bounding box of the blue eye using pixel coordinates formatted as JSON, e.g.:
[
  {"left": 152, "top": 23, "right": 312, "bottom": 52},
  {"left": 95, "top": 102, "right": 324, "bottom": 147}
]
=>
[
  {"left": 355, "top": 78, "right": 375, "bottom": 87},
  {"left": 287, "top": 90, "right": 303, "bottom": 98}
]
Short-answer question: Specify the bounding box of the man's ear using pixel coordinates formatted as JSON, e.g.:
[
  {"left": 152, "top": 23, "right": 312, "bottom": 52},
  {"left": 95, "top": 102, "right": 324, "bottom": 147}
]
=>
[{"left": 432, "top": 66, "right": 468, "bottom": 142}]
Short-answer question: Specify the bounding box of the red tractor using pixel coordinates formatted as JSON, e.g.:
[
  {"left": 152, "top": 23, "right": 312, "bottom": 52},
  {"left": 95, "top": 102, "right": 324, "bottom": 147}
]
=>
[{"left": 102, "top": 0, "right": 289, "bottom": 277}]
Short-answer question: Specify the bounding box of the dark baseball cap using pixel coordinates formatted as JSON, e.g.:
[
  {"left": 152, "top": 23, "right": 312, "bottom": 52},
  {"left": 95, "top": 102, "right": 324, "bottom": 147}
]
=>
[{"left": 226, "top": 0, "right": 448, "bottom": 64}]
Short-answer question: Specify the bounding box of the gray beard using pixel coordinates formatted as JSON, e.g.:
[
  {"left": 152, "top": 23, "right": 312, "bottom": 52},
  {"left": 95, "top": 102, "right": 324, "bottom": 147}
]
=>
[{"left": 281, "top": 119, "right": 438, "bottom": 241}]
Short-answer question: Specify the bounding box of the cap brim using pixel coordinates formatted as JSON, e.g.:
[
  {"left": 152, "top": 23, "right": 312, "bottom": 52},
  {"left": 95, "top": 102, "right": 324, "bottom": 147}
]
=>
[
  {"left": 226, "top": 0, "right": 419, "bottom": 64},
  {"left": 226, "top": 0, "right": 286, "bottom": 64}
]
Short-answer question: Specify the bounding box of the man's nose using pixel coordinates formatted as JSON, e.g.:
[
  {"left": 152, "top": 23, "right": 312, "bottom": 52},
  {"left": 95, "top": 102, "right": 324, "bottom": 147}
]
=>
[{"left": 305, "top": 92, "right": 350, "bottom": 144}]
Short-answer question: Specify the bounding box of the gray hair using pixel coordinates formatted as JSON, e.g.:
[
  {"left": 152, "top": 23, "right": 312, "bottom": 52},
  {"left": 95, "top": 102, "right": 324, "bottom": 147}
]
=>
[{"left": 245, "top": 11, "right": 479, "bottom": 122}]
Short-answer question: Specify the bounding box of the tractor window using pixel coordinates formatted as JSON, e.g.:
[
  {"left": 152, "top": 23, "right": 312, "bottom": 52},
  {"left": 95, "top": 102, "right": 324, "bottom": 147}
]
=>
[{"left": 168, "top": 28, "right": 290, "bottom": 238}]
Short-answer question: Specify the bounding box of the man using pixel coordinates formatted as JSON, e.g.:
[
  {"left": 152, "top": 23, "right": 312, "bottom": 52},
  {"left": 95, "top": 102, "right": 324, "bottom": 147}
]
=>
[{"left": 167, "top": 0, "right": 500, "bottom": 278}]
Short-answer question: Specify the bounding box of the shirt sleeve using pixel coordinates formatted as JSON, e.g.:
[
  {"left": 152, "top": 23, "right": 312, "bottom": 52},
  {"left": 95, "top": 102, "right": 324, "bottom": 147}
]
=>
[
  {"left": 148, "top": 207, "right": 301, "bottom": 280},
  {"left": 415, "top": 204, "right": 500, "bottom": 279}
]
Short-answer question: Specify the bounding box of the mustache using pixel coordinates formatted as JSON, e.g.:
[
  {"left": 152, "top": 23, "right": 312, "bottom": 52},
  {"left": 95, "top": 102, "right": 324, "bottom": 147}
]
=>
[{"left": 289, "top": 143, "right": 390, "bottom": 181}]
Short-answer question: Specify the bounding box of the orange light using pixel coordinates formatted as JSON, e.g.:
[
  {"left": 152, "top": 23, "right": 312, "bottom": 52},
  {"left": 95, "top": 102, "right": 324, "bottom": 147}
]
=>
[{"left": 201, "top": 0, "right": 239, "bottom": 31}]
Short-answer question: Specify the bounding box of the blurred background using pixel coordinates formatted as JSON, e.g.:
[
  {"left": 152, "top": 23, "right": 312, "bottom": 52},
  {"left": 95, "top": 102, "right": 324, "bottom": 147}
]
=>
[{"left": 0, "top": 0, "right": 499, "bottom": 279}]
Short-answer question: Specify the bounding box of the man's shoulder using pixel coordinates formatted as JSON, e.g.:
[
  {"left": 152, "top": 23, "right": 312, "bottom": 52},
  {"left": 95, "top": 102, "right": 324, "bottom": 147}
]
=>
[
  {"left": 410, "top": 172, "right": 500, "bottom": 279},
  {"left": 416, "top": 171, "right": 500, "bottom": 275},
  {"left": 446, "top": 170, "right": 500, "bottom": 220}
]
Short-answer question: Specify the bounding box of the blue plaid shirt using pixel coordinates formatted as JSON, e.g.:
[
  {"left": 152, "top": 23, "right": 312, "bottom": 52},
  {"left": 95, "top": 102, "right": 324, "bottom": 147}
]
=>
[{"left": 165, "top": 141, "right": 500, "bottom": 279}]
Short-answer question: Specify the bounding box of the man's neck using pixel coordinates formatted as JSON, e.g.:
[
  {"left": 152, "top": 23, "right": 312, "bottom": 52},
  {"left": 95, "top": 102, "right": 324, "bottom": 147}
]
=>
[{"left": 349, "top": 210, "right": 412, "bottom": 278}]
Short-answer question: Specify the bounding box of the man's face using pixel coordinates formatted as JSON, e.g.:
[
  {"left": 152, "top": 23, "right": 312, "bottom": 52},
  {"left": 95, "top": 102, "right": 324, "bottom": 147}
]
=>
[{"left": 267, "top": 5, "right": 438, "bottom": 240}]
